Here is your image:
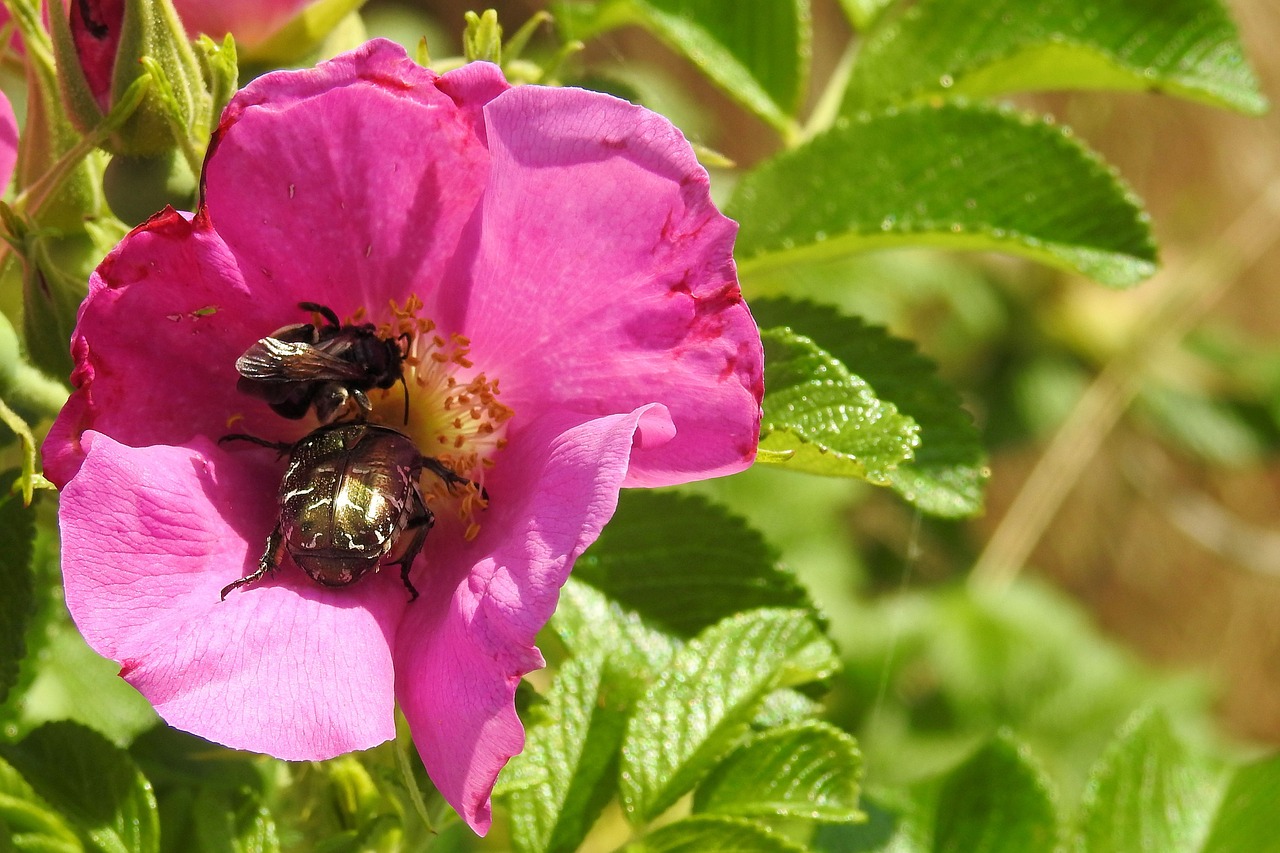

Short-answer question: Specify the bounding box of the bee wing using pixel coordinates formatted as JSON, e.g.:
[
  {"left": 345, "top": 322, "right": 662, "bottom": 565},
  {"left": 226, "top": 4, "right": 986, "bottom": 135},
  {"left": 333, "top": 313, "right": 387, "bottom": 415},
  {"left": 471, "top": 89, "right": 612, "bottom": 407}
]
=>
[{"left": 235, "top": 336, "right": 369, "bottom": 382}]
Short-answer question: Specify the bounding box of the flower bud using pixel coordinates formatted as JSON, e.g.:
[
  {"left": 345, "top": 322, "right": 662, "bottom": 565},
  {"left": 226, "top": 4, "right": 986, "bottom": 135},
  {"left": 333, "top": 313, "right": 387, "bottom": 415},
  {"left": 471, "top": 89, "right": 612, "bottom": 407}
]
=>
[{"left": 51, "top": 0, "right": 210, "bottom": 156}]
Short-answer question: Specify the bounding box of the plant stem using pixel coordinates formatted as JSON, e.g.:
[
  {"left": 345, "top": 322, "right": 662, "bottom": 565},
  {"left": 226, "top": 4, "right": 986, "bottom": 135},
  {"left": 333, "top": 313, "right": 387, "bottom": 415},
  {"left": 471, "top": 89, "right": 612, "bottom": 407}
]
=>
[{"left": 969, "top": 180, "right": 1280, "bottom": 592}]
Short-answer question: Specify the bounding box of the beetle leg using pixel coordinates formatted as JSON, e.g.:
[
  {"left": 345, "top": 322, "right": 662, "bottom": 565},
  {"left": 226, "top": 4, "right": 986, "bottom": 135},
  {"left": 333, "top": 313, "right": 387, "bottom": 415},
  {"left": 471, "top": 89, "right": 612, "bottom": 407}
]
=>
[
  {"left": 391, "top": 493, "right": 434, "bottom": 602},
  {"left": 219, "top": 433, "right": 293, "bottom": 458},
  {"left": 221, "top": 523, "right": 286, "bottom": 600},
  {"left": 421, "top": 456, "right": 478, "bottom": 494}
]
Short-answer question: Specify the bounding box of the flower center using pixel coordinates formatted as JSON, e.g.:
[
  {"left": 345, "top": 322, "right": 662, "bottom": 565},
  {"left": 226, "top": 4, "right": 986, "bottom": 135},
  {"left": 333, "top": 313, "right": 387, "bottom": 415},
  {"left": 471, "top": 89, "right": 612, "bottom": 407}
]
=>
[{"left": 369, "top": 296, "right": 512, "bottom": 540}]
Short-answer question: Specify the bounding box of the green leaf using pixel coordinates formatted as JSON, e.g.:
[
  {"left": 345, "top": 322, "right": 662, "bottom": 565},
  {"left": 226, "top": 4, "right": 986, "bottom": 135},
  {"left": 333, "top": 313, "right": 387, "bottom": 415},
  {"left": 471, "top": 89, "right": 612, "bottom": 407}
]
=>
[
  {"left": 1137, "top": 384, "right": 1265, "bottom": 466},
  {"left": 571, "top": 491, "right": 817, "bottom": 638},
  {"left": 508, "top": 656, "right": 630, "bottom": 853},
  {"left": 814, "top": 795, "right": 921, "bottom": 853},
  {"left": 1201, "top": 754, "right": 1280, "bottom": 853},
  {"left": 0, "top": 722, "right": 159, "bottom": 853},
  {"left": 624, "top": 815, "right": 808, "bottom": 852},
  {"left": 554, "top": 0, "right": 810, "bottom": 134},
  {"left": 551, "top": 576, "right": 679, "bottom": 677},
  {"left": 1074, "top": 708, "right": 1222, "bottom": 853},
  {"left": 729, "top": 101, "right": 1157, "bottom": 288},
  {"left": 933, "top": 733, "right": 1058, "bottom": 853},
  {"left": 753, "top": 689, "right": 824, "bottom": 729},
  {"left": 842, "top": 0, "right": 1267, "bottom": 115},
  {"left": 619, "top": 609, "right": 839, "bottom": 823},
  {"left": 0, "top": 470, "right": 36, "bottom": 704},
  {"left": 693, "top": 721, "right": 862, "bottom": 822},
  {"left": 7, "top": 612, "right": 157, "bottom": 745},
  {"left": 191, "top": 788, "right": 280, "bottom": 853},
  {"left": 759, "top": 327, "right": 920, "bottom": 482},
  {"left": 751, "top": 298, "right": 987, "bottom": 517},
  {"left": 0, "top": 755, "right": 82, "bottom": 853}
]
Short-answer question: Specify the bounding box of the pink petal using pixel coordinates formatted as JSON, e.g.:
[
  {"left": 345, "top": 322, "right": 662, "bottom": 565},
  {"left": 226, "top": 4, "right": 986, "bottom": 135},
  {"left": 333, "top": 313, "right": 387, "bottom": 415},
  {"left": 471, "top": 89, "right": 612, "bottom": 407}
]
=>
[
  {"left": 60, "top": 431, "right": 403, "bottom": 757},
  {"left": 395, "top": 404, "right": 673, "bottom": 834},
  {"left": 0, "top": 89, "right": 15, "bottom": 192},
  {"left": 436, "top": 79, "right": 763, "bottom": 488},
  {"left": 42, "top": 208, "right": 307, "bottom": 488},
  {"left": 202, "top": 40, "right": 491, "bottom": 318}
]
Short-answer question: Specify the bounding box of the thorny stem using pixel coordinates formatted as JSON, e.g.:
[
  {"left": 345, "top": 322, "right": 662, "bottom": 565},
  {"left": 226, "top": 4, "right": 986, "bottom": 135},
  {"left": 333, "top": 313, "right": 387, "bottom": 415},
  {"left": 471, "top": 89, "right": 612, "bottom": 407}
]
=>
[{"left": 969, "top": 179, "right": 1280, "bottom": 592}]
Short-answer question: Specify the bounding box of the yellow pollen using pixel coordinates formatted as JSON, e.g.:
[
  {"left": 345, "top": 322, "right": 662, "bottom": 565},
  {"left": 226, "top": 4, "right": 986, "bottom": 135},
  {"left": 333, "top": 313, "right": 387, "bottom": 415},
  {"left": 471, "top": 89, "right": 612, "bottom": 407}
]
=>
[{"left": 372, "top": 296, "right": 513, "bottom": 537}]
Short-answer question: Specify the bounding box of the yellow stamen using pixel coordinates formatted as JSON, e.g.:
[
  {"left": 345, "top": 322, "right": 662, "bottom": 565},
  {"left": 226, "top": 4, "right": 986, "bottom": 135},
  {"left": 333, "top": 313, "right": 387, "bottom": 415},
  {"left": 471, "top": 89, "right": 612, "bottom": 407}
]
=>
[{"left": 372, "top": 297, "right": 513, "bottom": 537}]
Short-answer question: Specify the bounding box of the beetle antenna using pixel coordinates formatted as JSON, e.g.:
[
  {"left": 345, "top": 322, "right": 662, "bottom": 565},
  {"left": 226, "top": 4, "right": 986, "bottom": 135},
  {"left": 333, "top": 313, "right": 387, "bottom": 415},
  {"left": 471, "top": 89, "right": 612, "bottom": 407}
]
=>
[
  {"left": 400, "top": 374, "right": 411, "bottom": 424},
  {"left": 219, "top": 432, "right": 294, "bottom": 458}
]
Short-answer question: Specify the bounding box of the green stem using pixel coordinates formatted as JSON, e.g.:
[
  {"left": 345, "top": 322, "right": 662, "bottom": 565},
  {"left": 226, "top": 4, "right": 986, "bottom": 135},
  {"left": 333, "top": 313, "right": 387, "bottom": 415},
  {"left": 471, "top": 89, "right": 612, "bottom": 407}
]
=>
[
  {"left": 969, "top": 179, "right": 1280, "bottom": 592},
  {"left": 4, "top": 0, "right": 54, "bottom": 73},
  {"left": 800, "top": 38, "right": 858, "bottom": 143},
  {"left": 0, "top": 396, "right": 52, "bottom": 505},
  {"left": 14, "top": 74, "right": 154, "bottom": 217},
  {"left": 393, "top": 709, "right": 438, "bottom": 840},
  {"left": 2, "top": 360, "right": 69, "bottom": 420}
]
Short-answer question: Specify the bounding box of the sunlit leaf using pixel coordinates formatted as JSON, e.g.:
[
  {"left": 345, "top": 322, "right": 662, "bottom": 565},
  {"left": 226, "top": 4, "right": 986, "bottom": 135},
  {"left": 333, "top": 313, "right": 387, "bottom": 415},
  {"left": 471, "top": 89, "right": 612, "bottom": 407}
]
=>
[
  {"left": 554, "top": 0, "right": 810, "bottom": 134},
  {"left": 934, "top": 733, "right": 1058, "bottom": 853},
  {"left": 573, "top": 491, "right": 817, "bottom": 637},
  {"left": 759, "top": 327, "right": 920, "bottom": 482},
  {"left": 730, "top": 102, "right": 1156, "bottom": 288},
  {"left": 551, "top": 576, "right": 679, "bottom": 676},
  {"left": 693, "top": 721, "right": 863, "bottom": 822},
  {"left": 619, "top": 609, "right": 839, "bottom": 823},
  {"left": 509, "top": 656, "right": 629, "bottom": 853},
  {"left": 1074, "top": 708, "right": 1222, "bottom": 853},
  {"left": 843, "top": 0, "right": 1267, "bottom": 114},
  {"left": 624, "top": 815, "right": 808, "bottom": 852},
  {"left": 1201, "top": 755, "right": 1280, "bottom": 853},
  {"left": 752, "top": 298, "right": 986, "bottom": 517}
]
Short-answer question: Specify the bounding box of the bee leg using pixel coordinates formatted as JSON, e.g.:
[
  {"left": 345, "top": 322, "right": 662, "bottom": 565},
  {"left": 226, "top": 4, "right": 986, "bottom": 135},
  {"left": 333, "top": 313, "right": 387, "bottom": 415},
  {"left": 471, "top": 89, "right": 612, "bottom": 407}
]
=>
[
  {"left": 298, "top": 301, "right": 342, "bottom": 329},
  {"left": 392, "top": 495, "right": 434, "bottom": 602},
  {"left": 219, "top": 433, "right": 293, "bottom": 458},
  {"left": 221, "top": 524, "right": 285, "bottom": 600},
  {"left": 313, "top": 384, "right": 351, "bottom": 424},
  {"left": 350, "top": 388, "right": 374, "bottom": 419}
]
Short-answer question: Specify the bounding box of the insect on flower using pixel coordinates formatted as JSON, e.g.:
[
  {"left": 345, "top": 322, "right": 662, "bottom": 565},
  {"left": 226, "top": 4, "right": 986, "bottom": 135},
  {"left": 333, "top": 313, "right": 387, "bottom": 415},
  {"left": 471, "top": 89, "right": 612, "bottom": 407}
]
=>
[
  {"left": 219, "top": 421, "right": 477, "bottom": 601},
  {"left": 235, "top": 301, "right": 411, "bottom": 424},
  {"left": 42, "top": 40, "right": 763, "bottom": 833}
]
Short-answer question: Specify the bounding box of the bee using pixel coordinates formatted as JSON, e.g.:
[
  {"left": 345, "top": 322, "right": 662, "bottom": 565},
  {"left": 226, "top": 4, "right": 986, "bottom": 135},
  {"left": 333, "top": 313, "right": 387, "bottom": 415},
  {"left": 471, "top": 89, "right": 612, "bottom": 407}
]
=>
[
  {"left": 219, "top": 422, "right": 475, "bottom": 601},
  {"left": 235, "top": 302, "right": 410, "bottom": 424}
]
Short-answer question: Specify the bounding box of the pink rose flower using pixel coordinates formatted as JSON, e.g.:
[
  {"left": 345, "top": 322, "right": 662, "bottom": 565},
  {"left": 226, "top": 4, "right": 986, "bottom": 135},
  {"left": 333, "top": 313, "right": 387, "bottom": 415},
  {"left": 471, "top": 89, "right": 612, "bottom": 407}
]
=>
[{"left": 42, "top": 39, "right": 762, "bottom": 834}]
